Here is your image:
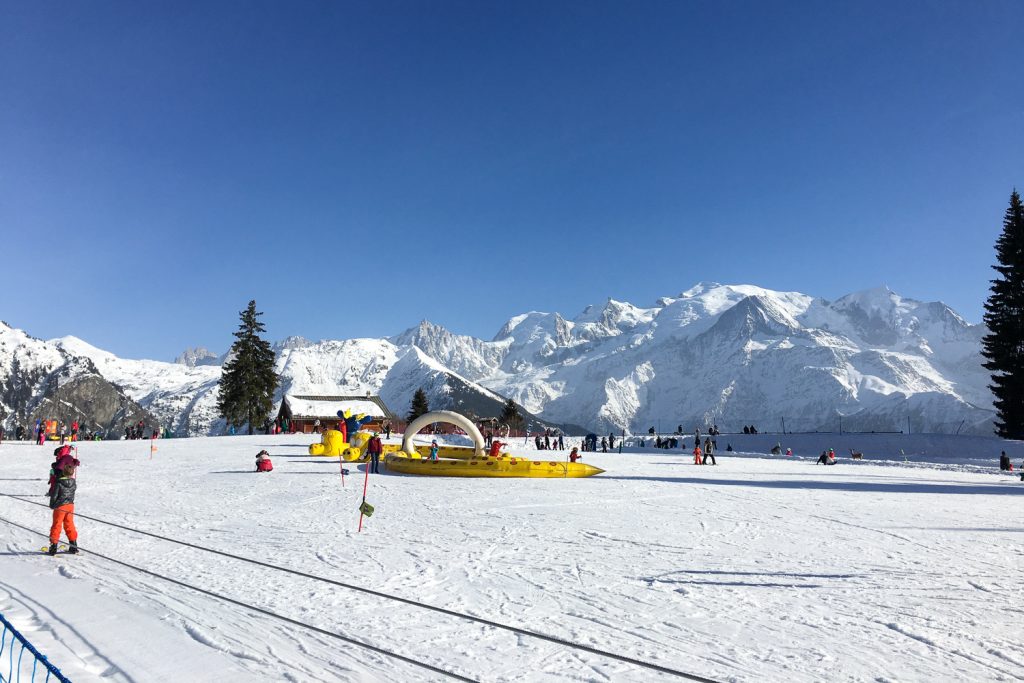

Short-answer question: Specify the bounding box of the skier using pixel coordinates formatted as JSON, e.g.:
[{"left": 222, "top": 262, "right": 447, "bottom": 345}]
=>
[
  {"left": 47, "top": 464, "right": 79, "bottom": 555},
  {"left": 367, "top": 432, "right": 383, "bottom": 474},
  {"left": 693, "top": 444, "right": 703, "bottom": 465}
]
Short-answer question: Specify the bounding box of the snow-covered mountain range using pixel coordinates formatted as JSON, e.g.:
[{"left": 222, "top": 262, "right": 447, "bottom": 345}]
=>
[{"left": 0, "top": 283, "right": 994, "bottom": 436}]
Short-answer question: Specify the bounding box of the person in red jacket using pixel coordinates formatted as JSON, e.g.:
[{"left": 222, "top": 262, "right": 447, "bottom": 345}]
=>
[
  {"left": 693, "top": 444, "right": 703, "bottom": 465},
  {"left": 569, "top": 447, "right": 581, "bottom": 463},
  {"left": 255, "top": 450, "right": 273, "bottom": 472},
  {"left": 489, "top": 440, "right": 503, "bottom": 457},
  {"left": 71, "top": 420, "right": 79, "bottom": 442},
  {"left": 366, "top": 433, "right": 383, "bottom": 473}
]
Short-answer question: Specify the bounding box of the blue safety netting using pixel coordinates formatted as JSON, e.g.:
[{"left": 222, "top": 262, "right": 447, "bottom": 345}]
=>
[{"left": 0, "top": 613, "right": 71, "bottom": 683}]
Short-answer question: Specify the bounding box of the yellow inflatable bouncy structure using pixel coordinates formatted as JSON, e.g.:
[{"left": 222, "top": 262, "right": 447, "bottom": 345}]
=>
[
  {"left": 309, "top": 429, "right": 371, "bottom": 460},
  {"left": 385, "top": 410, "right": 604, "bottom": 478}
]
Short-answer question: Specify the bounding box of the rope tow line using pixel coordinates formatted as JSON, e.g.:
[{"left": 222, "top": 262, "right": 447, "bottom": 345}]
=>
[
  {"left": 0, "top": 512, "right": 474, "bottom": 682},
  {"left": 0, "top": 493, "right": 719, "bottom": 683}
]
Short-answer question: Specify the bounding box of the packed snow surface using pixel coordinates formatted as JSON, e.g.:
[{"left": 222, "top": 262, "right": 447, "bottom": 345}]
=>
[{"left": 1, "top": 434, "right": 1022, "bottom": 682}]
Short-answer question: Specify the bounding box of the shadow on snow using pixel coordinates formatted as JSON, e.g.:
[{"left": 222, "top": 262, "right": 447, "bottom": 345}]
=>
[{"left": 603, "top": 475, "right": 1024, "bottom": 496}]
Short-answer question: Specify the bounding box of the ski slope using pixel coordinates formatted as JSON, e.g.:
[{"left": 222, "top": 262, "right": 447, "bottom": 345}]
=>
[{"left": 1, "top": 435, "right": 1022, "bottom": 682}]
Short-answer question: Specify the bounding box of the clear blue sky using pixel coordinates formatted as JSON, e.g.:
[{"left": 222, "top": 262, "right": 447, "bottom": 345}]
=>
[{"left": 2, "top": 1, "right": 1021, "bottom": 359}]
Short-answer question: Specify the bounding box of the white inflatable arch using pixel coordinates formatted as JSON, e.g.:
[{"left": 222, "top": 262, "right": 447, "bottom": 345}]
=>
[{"left": 402, "top": 410, "right": 485, "bottom": 458}]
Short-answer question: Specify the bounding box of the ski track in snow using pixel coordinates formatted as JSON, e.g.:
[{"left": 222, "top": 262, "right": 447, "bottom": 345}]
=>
[{"left": 0, "top": 436, "right": 1022, "bottom": 682}]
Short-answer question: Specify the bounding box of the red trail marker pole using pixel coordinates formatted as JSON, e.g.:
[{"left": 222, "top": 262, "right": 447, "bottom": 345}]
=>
[{"left": 358, "top": 464, "right": 371, "bottom": 532}]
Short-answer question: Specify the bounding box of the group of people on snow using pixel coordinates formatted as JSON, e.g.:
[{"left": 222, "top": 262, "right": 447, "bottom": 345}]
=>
[
  {"left": 532, "top": 429, "right": 565, "bottom": 451},
  {"left": 692, "top": 437, "right": 717, "bottom": 465}
]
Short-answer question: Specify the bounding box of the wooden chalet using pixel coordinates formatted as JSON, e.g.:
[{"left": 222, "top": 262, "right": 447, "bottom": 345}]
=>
[{"left": 278, "top": 394, "right": 396, "bottom": 434}]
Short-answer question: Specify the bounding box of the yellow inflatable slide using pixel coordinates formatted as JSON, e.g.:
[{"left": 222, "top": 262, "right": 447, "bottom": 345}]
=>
[{"left": 386, "top": 410, "right": 604, "bottom": 478}]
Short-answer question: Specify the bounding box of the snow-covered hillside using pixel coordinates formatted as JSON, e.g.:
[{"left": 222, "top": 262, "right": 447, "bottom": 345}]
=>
[
  {"left": 0, "top": 323, "right": 156, "bottom": 435},
  {"left": 0, "top": 283, "right": 996, "bottom": 436}
]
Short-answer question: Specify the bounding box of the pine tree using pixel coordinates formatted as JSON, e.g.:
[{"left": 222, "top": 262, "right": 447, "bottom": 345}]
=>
[
  {"left": 407, "top": 388, "right": 430, "bottom": 422},
  {"left": 217, "top": 300, "right": 280, "bottom": 435},
  {"left": 982, "top": 190, "right": 1024, "bottom": 439},
  {"left": 500, "top": 398, "right": 523, "bottom": 430}
]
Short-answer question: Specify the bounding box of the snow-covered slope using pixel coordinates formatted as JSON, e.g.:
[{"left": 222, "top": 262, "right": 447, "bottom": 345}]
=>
[{"left": 1, "top": 434, "right": 1022, "bottom": 682}]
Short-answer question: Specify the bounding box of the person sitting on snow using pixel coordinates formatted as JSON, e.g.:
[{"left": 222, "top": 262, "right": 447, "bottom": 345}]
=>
[
  {"left": 816, "top": 450, "right": 830, "bottom": 465},
  {"left": 255, "top": 450, "right": 274, "bottom": 472}
]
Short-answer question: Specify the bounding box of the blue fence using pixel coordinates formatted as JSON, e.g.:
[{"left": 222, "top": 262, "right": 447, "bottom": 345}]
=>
[{"left": 0, "top": 613, "right": 71, "bottom": 683}]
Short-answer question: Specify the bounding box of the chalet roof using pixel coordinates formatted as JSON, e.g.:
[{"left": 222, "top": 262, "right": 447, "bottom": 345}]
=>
[{"left": 282, "top": 395, "right": 395, "bottom": 420}]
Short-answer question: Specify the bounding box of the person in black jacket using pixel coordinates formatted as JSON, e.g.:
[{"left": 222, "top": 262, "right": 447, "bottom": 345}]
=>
[{"left": 48, "top": 465, "right": 79, "bottom": 555}]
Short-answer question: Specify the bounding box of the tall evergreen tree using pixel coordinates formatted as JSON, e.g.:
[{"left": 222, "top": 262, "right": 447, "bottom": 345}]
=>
[
  {"left": 407, "top": 388, "right": 430, "bottom": 422},
  {"left": 500, "top": 398, "right": 523, "bottom": 430},
  {"left": 217, "top": 300, "right": 279, "bottom": 435},
  {"left": 982, "top": 190, "right": 1024, "bottom": 439}
]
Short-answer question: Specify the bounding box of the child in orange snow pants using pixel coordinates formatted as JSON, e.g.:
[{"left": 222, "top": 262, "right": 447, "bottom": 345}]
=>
[
  {"left": 47, "top": 465, "right": 79, "bottom": 554},
  {"left": 50, "top": 505, "right": 78, "bottom": 545}
]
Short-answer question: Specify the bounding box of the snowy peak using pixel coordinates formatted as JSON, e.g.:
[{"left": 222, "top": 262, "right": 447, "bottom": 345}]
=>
[
  {"left": 174, "top": 347, "right": 220, "bottom": 367},
  {"left": 393, "top": 320, "right": 505, "bottom": 381},
  {"left": 573, "top": 298, "right": 657, "bottom": 340},
  {"left": 273, "top": 336, "right": 313, "bottom": 352},
  {"left": 705, "top": 294, "right": 801, "bottom": 340}
]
